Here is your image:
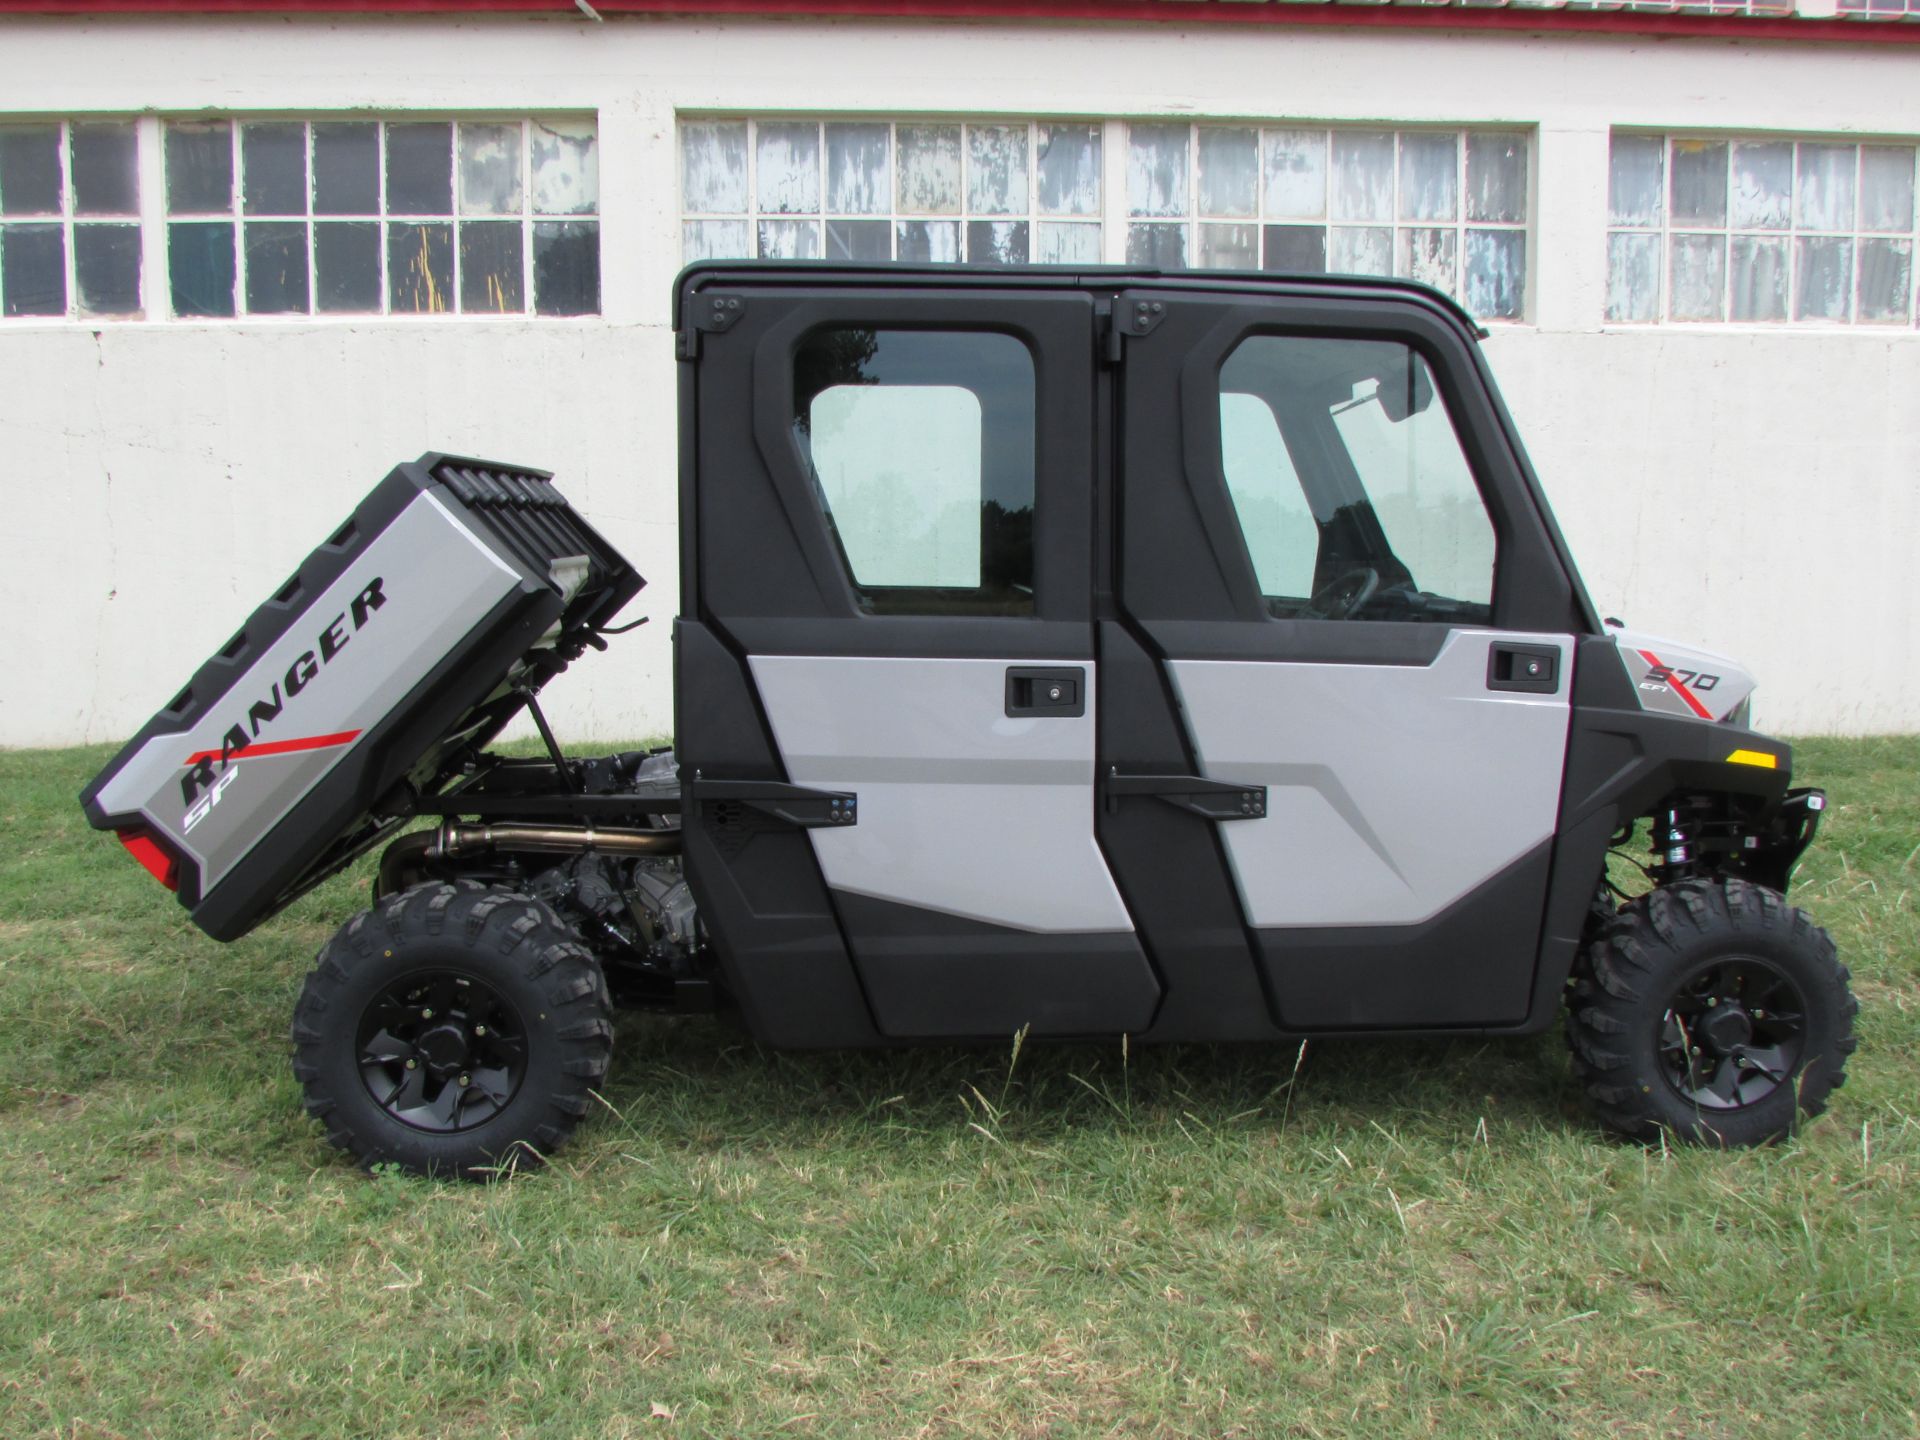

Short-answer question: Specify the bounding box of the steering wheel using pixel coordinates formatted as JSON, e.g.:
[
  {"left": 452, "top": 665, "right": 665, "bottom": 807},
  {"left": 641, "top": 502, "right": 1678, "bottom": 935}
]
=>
[{"left": 1302, "top": 565, "right": 1380, "bottom": 620}]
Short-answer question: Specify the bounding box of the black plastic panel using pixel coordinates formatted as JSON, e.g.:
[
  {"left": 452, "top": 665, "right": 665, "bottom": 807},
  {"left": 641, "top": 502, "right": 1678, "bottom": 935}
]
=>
[
  {"left": 1256, "top": 842, "right": 1556, "bottom": 1031},
  {"left": 833, "top": 892, "right": 1161, "bottom": 1040}
]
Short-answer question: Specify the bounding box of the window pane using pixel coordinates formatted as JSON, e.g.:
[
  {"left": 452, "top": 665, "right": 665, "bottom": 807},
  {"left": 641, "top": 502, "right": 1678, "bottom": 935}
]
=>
[
  {"left": 74, "top": 224, "right": 141, "bottom": 316},
  {"left": 168, "top": 220, "right": 236, "bottom": 316},
  {"left": 314, "top": 221, "right": 379, "bottom": 311},
  {"left": 1731, "top": 142, "right": 1792, "bottom": 230},
  {"left": 0, "top": 125, "right": 62, "bottom": 216},
  {"left": 1857, "top": 237, "right": 1913, "bottom": 323},
  {"left": 1398, "top": 133, "right": 1457, "bottom": 223},
  {"left": 1197, "top": 128, "right": 1258, "bottom": 219},
  {"left": 313, "top": 123, "right": 378, "bottom": 215},
  {"left": 459, "top": 123, "right": 524, "bottom": 217},
  {"left": 1795, "top": 235, "right": 1853, "bottom": 320},
  {"left": 683, "top": 218, "right": 750, "bottom": 262},
  {"left": 966, "top": 219, "right": 1028, "bottom": 267},
  {"left": 1859, "top": 146, "right": 1916, "bottom": 233},
  {"left": 1198, "top": 222, "right": 1257, "bottom": 270},
  {"left": 1035, "top": 124, "right": 1099, "bottom": 217},
  {"left": 1464, "top": 229, "right": 1525, "bottom": 318},
  {"left": 1330, "top": 132, "right": 1393, "bottom": 222},
  {"left": 1668, "top": 233, "right": 1726, "bottom": 322},
  {"left": 967, "top": 125, "right": 1027, "bottom": 217},
  {"left": 896, "top": 126, "right": 961, "bottom": 215},
  {"left": 530, "top": 120, "right": 598, "bottom": 216},
  {"left": 1729, "top": 235, "right": 1787, "bottom": 322},
  {"left": 1128, "top": 123, "right": 1189, "bottom": 218},
  {"left": 1796, "top": 145, "right": 1856, "bottom": 231},
  {"left": 793, "top": 328, "right": 1035, "bottom": 615},
  {"left": 533, "top": 219, "right": 599, "bottom": 314},
  {"left": 459, "top": 220, "right": 524, "bottom": 312},
  {"left": 1263, "top": 224, "right": 1326, "bottom": 272},
  {"left": 71, "top": 124, "right": 138, "bottom": 216},
  {"left": 681, "top": 120, "right": 748, "bottom": 214},
  {"left": 896, "top": 219, "right": 959, "bottom": 262},
  {"left": 1, "top": 223, "right": 64, "bottom": 316},
  {"left": 757, "top": 218, "right": 819, "bottom": 259},
  {"left": 1220, "top": 335, "right": 1494, "bottom": 619},
  {"left": 1033, "top": 220, "right": 1100, "bottom": 264},
  {"left": 244, "top": 219, "right": 309, "bottom": 313},
  {"left": 387, "top": 220, "right": 453, "bottom": 312},
  {"left": 1465, "top": 133, "right": 1526, "bottom": 224},
  {"left": 1608, "top": 135, "right": 1664, "bottom": 227},
  {"left": 1606, "top": 231, "right": 1661, "bottom": 322},
  {"left": 386, "top": 123, "right": 453, "bottom": 215},
  {"left": 826, "top": 218, "right": 891, "bottom": 261},
  {"left": 1219, "top": 392, "right": 1317, "bottom": 601},
  {"left": 755, "top": 122, "right": 819, "bottom": 216},
  {"left": 1263, "top": 130, "right": 1327, "bottom": 220},
  {"left": 1329, "top": 225, "right": 1390, "bottom": 276},
  {"left": 1126, "top": 222, "right": 1186, "bottom": 268},
  {"left": 243, "top": 122, "right": 307, "bottom": 216},
  {"left": 1669, "top": 141, "right": 1728, "bottom": 228},
  {"left": 1398, "top": 226, "right": 1456, "bottom": 291},
  {"left": 166, "top": 121, "right": 233, "bottom": 215},
  {"left": 826, "top": 123, "right": 889, "bottom": 216}
]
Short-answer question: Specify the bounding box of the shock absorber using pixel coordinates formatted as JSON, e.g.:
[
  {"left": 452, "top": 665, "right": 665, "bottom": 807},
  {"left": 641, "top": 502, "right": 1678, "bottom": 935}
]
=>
[{"left": 1655, "top": 804, "right": 1696, "bottom": 877}]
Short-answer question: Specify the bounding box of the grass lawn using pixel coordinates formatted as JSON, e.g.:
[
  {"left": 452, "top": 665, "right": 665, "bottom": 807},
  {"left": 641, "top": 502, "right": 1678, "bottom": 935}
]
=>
[{"left": 2, "top": 737, "right": 1917, "bottom": 1439}]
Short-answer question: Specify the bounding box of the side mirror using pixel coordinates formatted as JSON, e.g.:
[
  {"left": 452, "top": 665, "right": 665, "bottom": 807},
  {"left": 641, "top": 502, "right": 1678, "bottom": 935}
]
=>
[{"left": 1374, "top": 357, "right": 1435, "bottom": 423}]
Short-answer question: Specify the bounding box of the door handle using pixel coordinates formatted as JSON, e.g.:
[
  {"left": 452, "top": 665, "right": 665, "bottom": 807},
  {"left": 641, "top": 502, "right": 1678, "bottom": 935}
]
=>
[
  {"left": 1486, "top": 643, "right": 1559, "bottom": 694},
  {"left": 696, "top": 779, "right": 857, "bottom": 828},
  {"left": 1105, "top": 769, "right": 1267, "bottom": 820},
  {"left": 1005, "top": 666, "right": 1086, "bottom": 717}
]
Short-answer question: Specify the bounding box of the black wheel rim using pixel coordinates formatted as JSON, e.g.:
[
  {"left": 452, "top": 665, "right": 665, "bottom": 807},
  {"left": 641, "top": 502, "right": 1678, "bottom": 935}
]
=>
[
  {"left": 1656, "top": 957, "right": 1807, "bottom": 1112},
  {"left": 355, "top": 970, "right": 528, "bottom": 1134}
]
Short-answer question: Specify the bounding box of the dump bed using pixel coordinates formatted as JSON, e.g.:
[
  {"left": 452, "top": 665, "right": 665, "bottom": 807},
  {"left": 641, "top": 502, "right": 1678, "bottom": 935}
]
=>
[{"left": 80, "top": 453, "right": 641, "bottom": 941}]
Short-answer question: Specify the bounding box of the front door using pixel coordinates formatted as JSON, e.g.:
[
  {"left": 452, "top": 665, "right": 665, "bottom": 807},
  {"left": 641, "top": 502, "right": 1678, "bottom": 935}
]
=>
[
  {"left": 677, "top": 274, "right": 1159, "bottom": 1042},
  {"left": 1106, "top": 287, "right": 1587, "bottom": 1031}
]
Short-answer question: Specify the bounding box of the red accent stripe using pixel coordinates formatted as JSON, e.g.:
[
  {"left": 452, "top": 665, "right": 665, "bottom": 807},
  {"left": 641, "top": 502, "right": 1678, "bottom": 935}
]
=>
[
  {"left": 184, "top": 728, "right": 361, "bottom": 767},
  {"left": 0, "top": 0, "right": 1913, "bottom": 44},
  {"left": 1637, "top": 649, "right": 1714, "bottom": 721}
]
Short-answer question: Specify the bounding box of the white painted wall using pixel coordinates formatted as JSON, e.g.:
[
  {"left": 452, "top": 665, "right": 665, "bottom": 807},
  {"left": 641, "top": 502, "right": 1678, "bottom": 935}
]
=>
[{"left": 1, "top": 13, "right": 1915, "bottom": 743}]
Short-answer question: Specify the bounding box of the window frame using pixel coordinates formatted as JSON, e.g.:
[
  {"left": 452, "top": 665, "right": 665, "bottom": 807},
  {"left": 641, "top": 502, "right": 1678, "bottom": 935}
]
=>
[{"left": 0, "top": 119, "right": 143, "bottom": 321}]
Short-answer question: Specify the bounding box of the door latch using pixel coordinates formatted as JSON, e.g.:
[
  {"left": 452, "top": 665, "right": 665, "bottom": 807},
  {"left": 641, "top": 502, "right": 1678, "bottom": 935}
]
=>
[
  {"left": 1486, "top": 643, "right": 1560, "bottom": 695},
  {"left": 1005, "top": 666, "right": 1086, "bottom": 717},
  {"left": 1104, "top": 769, "right": 1267, "bottom": 820}
]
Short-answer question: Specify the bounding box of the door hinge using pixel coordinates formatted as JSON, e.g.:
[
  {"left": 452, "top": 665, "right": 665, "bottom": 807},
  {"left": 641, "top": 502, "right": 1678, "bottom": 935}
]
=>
[
  {"left": 677, "top": 292, "right": 746, "bottom": 361},
  {"left": 1102, "top": 295, "right": 1168, "bottom": 366},
  {"left": 696, "top": 777, "right": 856, "bottom": 829}
]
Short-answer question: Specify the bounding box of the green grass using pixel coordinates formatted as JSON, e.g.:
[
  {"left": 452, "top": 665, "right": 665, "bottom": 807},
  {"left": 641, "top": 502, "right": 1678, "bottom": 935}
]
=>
[{"left": 2, "top": 738, "right": 1917, "bottom": 1439}]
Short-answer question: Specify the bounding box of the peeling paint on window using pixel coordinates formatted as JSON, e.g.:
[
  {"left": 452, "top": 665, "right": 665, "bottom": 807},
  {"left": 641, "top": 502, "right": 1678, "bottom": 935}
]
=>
[
  {"left": 967, "top": 218, "right": 1028, "bottom": 266},
  {"left": 1127, "top": 222, "right": 1186, "bottom": 268},
  {"left": 1858, "top": 238, "right": 1913, "bottom": 322},
  {"left": 1264, "top": 131, "right": 1327, "bottom": 221},
  {"left": 1398, "top": 133, "right": 1457, "bottom": 223},
  {"left": 1399, "top": 227, "right": 1456, "bottom": 290},
  {"left": 1198, "top": 128, "right": 1258, "bottom": 220},
  {"left": 683, "top": 218, "right": 749, "bottom": 264},
  {"left": 756, "top": 122, "right": 819, "bottom": 217},
  {"left": 1668, "top": 232, "right": 1727, "bottom": 321},
  {"left": 897, "top": 126, "right": 962, "bottom": 216},
  {"left": 1608, "top": 137, "right": 1663, "bottom": 228},
  {"left": 1794, "top": 235, "right": 1853, "bottom": 320},
  {"left": 459, "top": 124, "right": 524, "bottom": 217},
  {"left": 1732, "top": 143, "right": 1791, "bottom": 231},
  {"left": 828, "top": 124, "right": 890, "bottom": 216},
  {"left": 1128, "top": 124, "right": 1189, "bottom": 219},
  {"left": 897, "top": 219, "right": 960, "bottom": 263},
  {"left": 1330, "top": 224, "right": 1391, "bottom": 276},
  {"left": 1464, "top": 229, "right": 1525, "bottom": 320},
  {"left": 1862, "top": 147, "right": 1917, "bottom": 233},
  {"left": 758, "top": 217, "right": 820, "bottom": 260},
  {"left": 1034, "top": 220, "right": 1099, "bottom": 264},
  {"left": 1796, "top": 145, "right": 1855, "bottom": 232},
  {"left": 1731, "top": 235, "right": 1787, "bottom": 322},
  {"left": 1036, "top": 125, "right": 1099, "bottom": 217},
  {"left": 1465, "top": 134, "right": 1526, "bottom": 225},
  {"left": 682, "top": 120, "right": 748, "bottom": 215},
  {"left": 967, "top": 126, "right": 1027, "bottom": 218},
  {"left": 1197, "top": 222, "right": 1257, "bottom": 270},
  {"left": 1330, "top": 133, "right": 1393, "bottom": 223},
  {"left": 1670, "top": 140, "right": 1728, "bottom": 228},
  {"left": 1606, "top": 232, "right": 1660, "bottom": 322}
]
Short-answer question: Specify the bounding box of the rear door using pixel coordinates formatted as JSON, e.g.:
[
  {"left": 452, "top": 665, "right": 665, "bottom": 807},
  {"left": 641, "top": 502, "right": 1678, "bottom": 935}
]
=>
[
  {"left": 1106, "top": 287, "right": 1588, "bottom": 1031},
  {"left": 677, "top": 274, "right": 1158, "bottom": 1043}
]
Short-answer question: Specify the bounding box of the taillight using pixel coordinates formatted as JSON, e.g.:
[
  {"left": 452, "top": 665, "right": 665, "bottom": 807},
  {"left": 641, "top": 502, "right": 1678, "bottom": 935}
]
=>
[{"left": 117, "top": 829, "right": 179, "bottom": 891}]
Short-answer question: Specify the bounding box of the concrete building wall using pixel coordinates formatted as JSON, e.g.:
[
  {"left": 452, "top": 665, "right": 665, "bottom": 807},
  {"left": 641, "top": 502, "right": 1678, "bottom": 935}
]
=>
[{"left": 2, "top": 13, "right": 1915, "bottom": 743}]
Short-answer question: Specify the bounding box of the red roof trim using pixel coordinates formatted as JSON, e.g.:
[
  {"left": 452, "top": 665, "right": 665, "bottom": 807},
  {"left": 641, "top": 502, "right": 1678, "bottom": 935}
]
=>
[{"left": 1, "top": 0, "right": 1915, "bottom": 43}]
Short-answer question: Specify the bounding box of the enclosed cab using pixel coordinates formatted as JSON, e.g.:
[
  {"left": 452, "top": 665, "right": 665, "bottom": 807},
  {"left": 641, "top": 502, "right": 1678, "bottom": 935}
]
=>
[{"left": 83, "top": 265, "right": 1854, "bottom": 1177}]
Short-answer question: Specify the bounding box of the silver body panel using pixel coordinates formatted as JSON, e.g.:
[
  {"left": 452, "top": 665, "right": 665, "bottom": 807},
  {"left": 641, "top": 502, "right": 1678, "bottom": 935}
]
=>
[
  {"left": 748, "top": 654, "right": 1134, "bottom": 933},
  {"left": 1169, "top": 630, "right": 1574, "bottom": 928},
  {"left": 91, "top": 493, "right": 523, "bottom": 892}
]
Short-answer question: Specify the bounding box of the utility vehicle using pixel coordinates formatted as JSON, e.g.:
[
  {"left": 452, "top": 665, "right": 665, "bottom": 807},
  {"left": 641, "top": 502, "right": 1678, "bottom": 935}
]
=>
[{"left": 82, "top": 264, "right": 1854, "bottom": 1176}]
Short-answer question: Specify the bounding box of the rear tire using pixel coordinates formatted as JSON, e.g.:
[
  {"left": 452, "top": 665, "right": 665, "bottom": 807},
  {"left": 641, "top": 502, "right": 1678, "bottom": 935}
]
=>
[
  {"left": 291, "top": 881, "right": 613, "bottom": 1179},
  {"left": 1567, "top": 877, "right": 1856, "bottom": 1147}
]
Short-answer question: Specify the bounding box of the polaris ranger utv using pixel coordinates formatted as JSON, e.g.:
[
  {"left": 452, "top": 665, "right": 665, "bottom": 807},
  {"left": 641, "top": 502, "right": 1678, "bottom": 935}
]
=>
[{"left": 81, "top": 264, "right": 1854, "bottom": 1177}]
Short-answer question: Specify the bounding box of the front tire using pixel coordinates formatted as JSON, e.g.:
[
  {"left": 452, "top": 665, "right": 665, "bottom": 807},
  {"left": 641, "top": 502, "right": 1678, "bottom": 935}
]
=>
[
  {"left": 1567, "top": 877, "right": 1856, "bottom": 1146},
  {"left": 291, "top": 881, "right": 613, "bottom": 1179}
]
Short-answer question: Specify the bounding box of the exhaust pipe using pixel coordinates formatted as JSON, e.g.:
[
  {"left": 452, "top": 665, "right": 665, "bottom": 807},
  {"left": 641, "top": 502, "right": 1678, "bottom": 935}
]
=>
[{"left": 431, "top": 821, "right": 681, "bottom": 858}]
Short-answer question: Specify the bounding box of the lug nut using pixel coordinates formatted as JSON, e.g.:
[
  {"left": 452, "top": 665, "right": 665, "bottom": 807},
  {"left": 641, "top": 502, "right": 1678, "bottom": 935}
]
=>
[
  {"left": 474, "top": 1024, "right": 487, "bottom": 1036},
  {"left": 405, "top": 1058, "right": 418, "bottom": 1070},
  {"left": 421, "top": 1008, "right": 434, "bottom": 1019},
  {"left": 459, "top": 1074, "right": 470, "bottom": 1088}
]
